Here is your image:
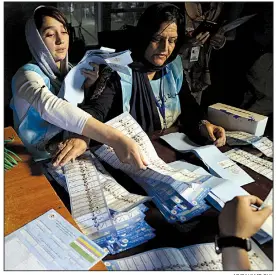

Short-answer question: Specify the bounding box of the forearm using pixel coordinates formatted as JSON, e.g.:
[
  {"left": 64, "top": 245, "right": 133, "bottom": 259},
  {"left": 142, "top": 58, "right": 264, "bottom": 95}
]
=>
[
  {"left": 82, "top": 117, "right": 125, "bottom": 148},
  {"left": 14, "top": 70, "right": 91, "bottom": 135},
  {"left": 222, "top": 247, "right": 251, "bottom": 270}
]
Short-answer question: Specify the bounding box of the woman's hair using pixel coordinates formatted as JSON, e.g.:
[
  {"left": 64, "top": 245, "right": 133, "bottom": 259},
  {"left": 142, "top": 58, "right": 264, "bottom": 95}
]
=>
[
  {"left": 34, "top": 6, "right": 68, "bottom": 32},
  {"left": 131, "top": 3, "right": 185, "bottom": 61}
]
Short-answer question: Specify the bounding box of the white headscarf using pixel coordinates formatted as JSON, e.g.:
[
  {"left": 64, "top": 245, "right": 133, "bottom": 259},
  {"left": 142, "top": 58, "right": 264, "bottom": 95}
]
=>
[{"left": 25, "top": 6, "right": 70, "bottom": 92}]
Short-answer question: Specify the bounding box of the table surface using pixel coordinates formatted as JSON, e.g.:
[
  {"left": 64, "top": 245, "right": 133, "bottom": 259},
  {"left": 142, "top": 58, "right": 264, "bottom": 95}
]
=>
[{"left": 4, "top": 127, "right": 107, "bottom": 271}]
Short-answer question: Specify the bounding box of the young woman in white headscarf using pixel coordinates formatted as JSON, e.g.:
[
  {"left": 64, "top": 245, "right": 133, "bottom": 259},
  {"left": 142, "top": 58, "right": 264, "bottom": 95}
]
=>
[{"left": 10, "top": 6, "right": 147, "bottom": 170}]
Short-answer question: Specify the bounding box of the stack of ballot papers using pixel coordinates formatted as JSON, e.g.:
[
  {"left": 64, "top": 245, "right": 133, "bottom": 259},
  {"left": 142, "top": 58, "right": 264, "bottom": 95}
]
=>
[
  {"left": 103, "top": 241, "right": 272, "bottom": 271},
  {"left": 61, "top": 48, "right": 133, "bottom": 106},
  {"left": 160, "top": 132, "right": 254, "bottom": 186},
  {"left": 95, "top": 113, "right": 232, "bottom": 223},
  {"left": 5, "top": 209, "right": 107, "bottom": 270},
  {"left": 47, "top": 152, "right": 155, "bottom": 255},
  {"left": 225, "top": 148, "right": 273, "bottom": 181},
  {"left": 206, "top": 184, "right": 273, "bottom": 245},
  {"left": 226, "top": 131, "right": 273, "bottom": 158}
]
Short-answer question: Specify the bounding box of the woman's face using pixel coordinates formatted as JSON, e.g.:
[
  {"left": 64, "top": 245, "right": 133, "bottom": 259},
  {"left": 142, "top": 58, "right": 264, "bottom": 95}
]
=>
[
  {"left": 39, "top": 16, "right": 69, "bottom": 65},
  {"left": 144, "top": 22, "right": 178, "bottom": 66}
]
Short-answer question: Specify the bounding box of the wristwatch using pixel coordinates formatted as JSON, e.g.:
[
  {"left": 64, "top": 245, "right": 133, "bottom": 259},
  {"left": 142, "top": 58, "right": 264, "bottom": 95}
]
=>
[{"left": 215, "top": 235, "right": 252, "bottom": 254}]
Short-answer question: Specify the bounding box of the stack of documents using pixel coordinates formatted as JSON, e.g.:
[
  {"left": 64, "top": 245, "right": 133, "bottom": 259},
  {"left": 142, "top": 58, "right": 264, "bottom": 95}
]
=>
[
  {"left": 95, "top": 113, "right": 229, "bottom": 223},
  {"left": 47, "top": 152, "right": 154, "bottom": 255},
  {"left": 5, "top": 209, "right": 107, "bottom": 270},
  {"left": 103, "top": 241, "right": 272, "bottom": 271},
  {"left": 226, "top": 131, "right": 273, "bottom": 158}
]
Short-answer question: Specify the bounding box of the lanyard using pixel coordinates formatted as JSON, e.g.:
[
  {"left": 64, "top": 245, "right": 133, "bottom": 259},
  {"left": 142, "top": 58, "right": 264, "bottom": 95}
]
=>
[{"left": 154, "top": 69, "right": 167, "bottom": 127}]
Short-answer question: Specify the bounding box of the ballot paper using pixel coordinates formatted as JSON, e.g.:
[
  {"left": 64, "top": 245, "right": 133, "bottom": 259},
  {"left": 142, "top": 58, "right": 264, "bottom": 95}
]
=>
[
  {"left": 61, "top": 49, "right": 133, "bottom": 105},
  {"left": 225, "top": 149, "right": 273, "bottom": 180},
  {"left": 226, "top": 131, "right": 273, "bottom": 158},
  {"left": 252, "top": 137, "right": 273, "bottom": 158},
  {"left": 47, "top": 153, "right": 154, "bottom": 255},
  {"left": 160, "top": 132, "right": 254, "bottom": 186},
  {"left": 5, "top": 209, "right": 107, "bottom": 270},
  {"left": 226, "top": 130, "right": 261, "bottom": 145},
  {"left": 94, "top": 113, "right": 221, "bottom": 222},
  {"left": 47, "top": 154, "right": 150, "bottom": 213},
  {"left": 104, "top": 241, "right": 272, "bottom": 271}
]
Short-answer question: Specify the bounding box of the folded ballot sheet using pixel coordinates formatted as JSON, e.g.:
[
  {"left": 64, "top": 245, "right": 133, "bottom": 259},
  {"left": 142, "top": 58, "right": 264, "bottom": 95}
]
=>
[
  {"left": 103, "top": 241, "right": 272, "bottom": 271},
  {"left": 225, "top": 131, "right": 273, "bottom": 158},
  {"left": 160, "top": 132, "right": 254, "bottom": 186},
  {"left": 60, "top": 48, "right": 133, "bottom": 105},
  {"left": 4, "top": 209, "right": 107, "bottom": 270}
]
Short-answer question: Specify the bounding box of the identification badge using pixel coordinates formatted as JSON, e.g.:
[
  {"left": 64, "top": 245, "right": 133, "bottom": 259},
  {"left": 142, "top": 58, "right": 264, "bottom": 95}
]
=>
[{"left": 190, "top": 46, "right": 200, "bottom": 62}]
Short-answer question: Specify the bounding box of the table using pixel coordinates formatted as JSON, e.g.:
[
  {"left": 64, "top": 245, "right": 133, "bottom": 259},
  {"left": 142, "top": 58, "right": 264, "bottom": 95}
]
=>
[
  {"left": 4, "top": 127, "right": 107, "bottom": 271},
  {"left": 103, "top": 127, "right": 273, "bottom": 262}
]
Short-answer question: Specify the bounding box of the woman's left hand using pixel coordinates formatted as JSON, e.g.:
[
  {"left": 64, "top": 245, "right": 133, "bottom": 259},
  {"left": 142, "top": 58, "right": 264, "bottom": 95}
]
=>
[
  {"left": 52, "top": 138, "right": 88, "bottom": 167},
  {"left": 81, "top": 62, "right": 99, "bottom": 91},
  {"left": 200, "top": 121, "right": 226, "bottom": 147}
]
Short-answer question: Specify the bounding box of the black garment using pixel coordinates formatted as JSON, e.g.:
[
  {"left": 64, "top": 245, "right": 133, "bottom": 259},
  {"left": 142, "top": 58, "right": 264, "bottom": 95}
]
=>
[
  {"left": 80, "top": 66, "right": 207, "bottom": 143},
  {"left": 130, "top": 70, "right": 161, "bottom": 133}
]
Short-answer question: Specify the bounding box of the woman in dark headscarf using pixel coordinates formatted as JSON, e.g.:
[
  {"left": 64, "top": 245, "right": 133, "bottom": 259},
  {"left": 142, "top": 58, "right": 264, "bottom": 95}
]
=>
[{"left": 81, "top": 3, "right": 226, "bottom": 147}]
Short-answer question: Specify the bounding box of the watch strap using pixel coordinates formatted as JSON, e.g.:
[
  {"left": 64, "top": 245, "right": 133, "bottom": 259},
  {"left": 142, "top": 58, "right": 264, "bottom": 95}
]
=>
[{"left": 215, "top": 235, "right": 251, "bottom": 254}]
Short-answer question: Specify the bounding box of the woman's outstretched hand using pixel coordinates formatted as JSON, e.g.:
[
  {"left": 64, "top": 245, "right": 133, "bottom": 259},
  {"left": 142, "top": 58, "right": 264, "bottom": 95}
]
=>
[{"left": 112, "top": 135, "right": 148, "bottom": 170}]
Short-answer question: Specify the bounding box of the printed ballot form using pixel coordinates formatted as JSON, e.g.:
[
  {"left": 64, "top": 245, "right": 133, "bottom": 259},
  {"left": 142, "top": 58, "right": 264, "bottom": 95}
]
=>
[
  {"left": 5, "top": 209, "right": 107, "bottom": 270},
  {"left": 104, "top": 242, "right": 272, "bottom": 271}
]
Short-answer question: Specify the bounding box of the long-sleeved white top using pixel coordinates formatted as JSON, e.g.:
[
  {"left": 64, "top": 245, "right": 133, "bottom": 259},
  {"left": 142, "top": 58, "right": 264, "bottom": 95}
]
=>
[{"left": 12, "top": 68, "right": 91, "bottom": 135}]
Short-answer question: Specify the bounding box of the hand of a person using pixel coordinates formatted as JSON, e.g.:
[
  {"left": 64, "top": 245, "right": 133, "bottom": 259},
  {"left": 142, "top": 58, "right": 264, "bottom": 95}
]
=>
[
  {"left": 210, "top": 33, "right": 226, "bottom": 49},
  {"left": 194, "top": 31, "right": 210, "bottom": 46},
  {"left": 81, "top": 62, "right": 99, "bottom": 91},
  {"left": 200, "top": 121, "right": 226, "bottom": 147},
  {"left": 112, "top": 135, "right": 148, "bottom": 170},
  {"left": 52, "top": 138, "right": 88, "bottom": 167},
  {"left": 219, "top": 195, "right": 272, "bottom": 239}
]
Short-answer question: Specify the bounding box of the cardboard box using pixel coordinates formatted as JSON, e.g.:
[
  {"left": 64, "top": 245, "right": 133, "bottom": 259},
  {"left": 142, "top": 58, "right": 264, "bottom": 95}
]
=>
[{"left": 208, "top": 103, "right": 268, "bottom": 136}]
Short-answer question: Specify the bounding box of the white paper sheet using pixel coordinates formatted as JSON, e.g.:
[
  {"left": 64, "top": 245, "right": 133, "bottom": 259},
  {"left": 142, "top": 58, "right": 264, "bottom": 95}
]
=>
[
  {"left": 160, "top": 132, "right": 254, "bottom": 186},
  {"left": 62, "top": 50, "right": 133, "bottom": 105},
  {"left": 5, "top": 209, "right": 107, "bottom": 270}
]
